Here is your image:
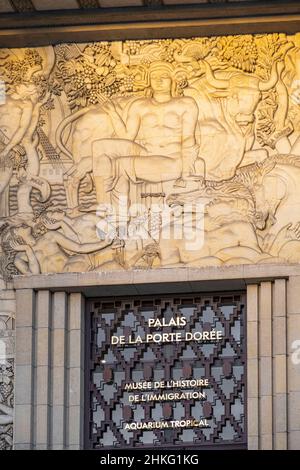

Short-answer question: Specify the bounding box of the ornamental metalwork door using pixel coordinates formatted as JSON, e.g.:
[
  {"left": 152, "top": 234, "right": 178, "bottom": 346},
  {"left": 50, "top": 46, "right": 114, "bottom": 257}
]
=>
[{"left": 85, "top": 292, "right": 247, "bottom": 449}]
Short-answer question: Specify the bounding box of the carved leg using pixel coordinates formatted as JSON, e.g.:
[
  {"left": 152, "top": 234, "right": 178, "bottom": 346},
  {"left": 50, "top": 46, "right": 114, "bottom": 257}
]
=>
[
  {"left": 64, "top": 176, "right": 81, "bottom": 210},
  {"left": 92, "top": 138, "right": 144, "bottom": 209},
  {"left": 16, "top": 182, "right": 33, "bottom": 214},
  {"left": 93, "top": 153, "right": 114, "bottom": 207},
  {"left": 17, "top": 142, "right": 40, "bottom": 214},
  {"left": 0, "top": 166, "right": 12, "bottom": 217}
]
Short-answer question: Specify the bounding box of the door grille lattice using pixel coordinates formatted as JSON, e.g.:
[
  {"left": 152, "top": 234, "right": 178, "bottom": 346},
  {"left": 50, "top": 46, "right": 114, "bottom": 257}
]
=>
[{"left": 86, "top": 293, "right": 246, "bottom": 449}]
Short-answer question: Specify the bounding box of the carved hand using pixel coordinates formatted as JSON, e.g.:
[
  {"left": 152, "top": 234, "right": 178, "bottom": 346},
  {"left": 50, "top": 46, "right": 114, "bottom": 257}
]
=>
[
  {"left": 286, "top": 222, "right": 300, "bottom": 240},
  {"left": 10, "top": 240, "right": 28, "bottom": 252},
  {"left": 64, "top": 156, "right": 92, "bottom": 181},
  {"left": 42, "top": 217, "right": 62, "bottom": 231}
]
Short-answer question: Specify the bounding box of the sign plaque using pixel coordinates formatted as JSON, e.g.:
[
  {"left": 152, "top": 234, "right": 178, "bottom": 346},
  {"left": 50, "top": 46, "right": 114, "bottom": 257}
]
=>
[{"left": 87, "top": 293, "right": 246, "bottom": 449}]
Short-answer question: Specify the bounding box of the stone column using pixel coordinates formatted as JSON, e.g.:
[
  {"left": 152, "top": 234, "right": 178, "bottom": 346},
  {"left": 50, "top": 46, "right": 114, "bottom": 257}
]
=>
[
  {"left": 246, "top": 283, "right": 259, "bottom": 450},
  {"left": 247, "top": 279, "right": 289, "bottom": 450},
  {"left": 34, "top": 290, "right": 51, "bottom": 449},
  {"left": 13, "top": 289, "right": 85, "bottom": 450},
  {"left": 272, "top": 279, "right": 287, "bottom": 450},
  {"left": 259, "top": 281, "right": 273, "bottom": 449},
  {"left": 67, "top": 293, "right": 85, "bottom": 450},
  {"left": 287, "top": 275, "right": 300, "bottom": 449},
  {"left": 51, "top": 292, "right": 68, "bottom": 450},
  {"left": 14, "top": 288, "right": 35, "bottom": 450}
]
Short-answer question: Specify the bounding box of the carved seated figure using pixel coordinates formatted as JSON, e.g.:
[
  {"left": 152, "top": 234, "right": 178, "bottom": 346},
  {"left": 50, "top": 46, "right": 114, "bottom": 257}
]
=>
[{"left": 64, "top": 62, "right": 205, "bottom": 217}]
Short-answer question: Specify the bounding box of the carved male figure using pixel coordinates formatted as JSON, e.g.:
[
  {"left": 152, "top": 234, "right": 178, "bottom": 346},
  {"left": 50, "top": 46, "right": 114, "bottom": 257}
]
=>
[{"left": 65, "top": 62, "right": 203, "bottom": 212}]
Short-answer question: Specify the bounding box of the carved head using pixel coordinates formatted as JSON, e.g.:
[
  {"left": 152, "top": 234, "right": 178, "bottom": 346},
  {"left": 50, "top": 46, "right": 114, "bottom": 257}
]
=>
[
  {"left": 252, "top": 174, "right": 287, "bottom": 230},
  {"left": 206, "top": 62, "right": 279, "bottom": 125},
  {"left": 1, "top": 224, "right": 28, "bottom": 252},
  {"left": 226, "top": 75, "right": 261, "bottom": 124},
  {"left": 146, "top": 62, "right": 184, "bottom": 97},
  {"left": 150, "top": 69, "right": 172, "bottom": 94},
  {"left": 32, "top": 222, "right": 48, "bottom": 239},
  {"left": 15, "top": 224, "right": 32, "bottom": 237},
  {"left": 10, "top": 83, "right": 39, "bottom": 103}
]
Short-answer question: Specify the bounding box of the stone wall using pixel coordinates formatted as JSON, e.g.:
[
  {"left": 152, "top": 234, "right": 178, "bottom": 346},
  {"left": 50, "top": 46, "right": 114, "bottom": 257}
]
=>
[
  {"left": 10, "top": 264, "right": 300, "bottom": 450},
  {"left": 1, "top": 35, "right": 300, "bottom": 278},
  {"left": 13, "top": 289, "right": 84, "bottom": 450},
  {"left": 1, "top": 32, "right": 300, "bottom": 450}
]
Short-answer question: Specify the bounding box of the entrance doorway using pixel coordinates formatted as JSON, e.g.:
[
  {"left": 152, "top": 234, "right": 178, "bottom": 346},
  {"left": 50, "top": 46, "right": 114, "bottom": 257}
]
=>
[{"left": 85, "top": 292, "right": 247, "bottom": 449}]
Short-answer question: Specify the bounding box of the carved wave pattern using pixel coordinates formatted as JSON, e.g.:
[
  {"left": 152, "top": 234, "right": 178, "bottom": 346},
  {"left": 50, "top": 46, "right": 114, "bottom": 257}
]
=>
[
  {"left": 9, "top": 184, "right": 97, "bottom": 215},
  {"left": 78, "top": 185, "right": 97, "bottom": 207}
]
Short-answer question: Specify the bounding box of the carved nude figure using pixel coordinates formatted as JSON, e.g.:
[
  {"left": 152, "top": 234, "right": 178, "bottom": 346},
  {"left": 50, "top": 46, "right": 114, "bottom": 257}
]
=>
[
  {"left": 5, "top": 223, "right": 115, "bottom": 274},
  {"left": 0, "top": 83, "right": 50, "bottom": 216},
  {"left": 64, "top": 62, "right": 203, "bottom": 213},
  {"left": 36, "top": 209, "right": 124, "bottom": 270}
]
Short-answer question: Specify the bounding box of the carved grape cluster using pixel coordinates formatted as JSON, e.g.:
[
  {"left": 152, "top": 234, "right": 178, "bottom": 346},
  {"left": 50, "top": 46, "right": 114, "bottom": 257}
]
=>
[
  {"left": 119, "top": 75, "right": 135, "bottom": 93},
  {"left": 84, "top": 42, "right": 110, "bottom": 56},
  {"left": 24, "top": 49, "right": 42, "bottom": 67},
  {"left": 89, "top": 88, "right": 101, "bottom": 104},
  {"left": 161, "top": 49, "right": 174, "bottom": 63},
  {"left": 2, "top": 60, "right": 29, "bottom": 85},
  {"left": 72, "top": 72, "right": 86, "bottom": 89},
  {"left": 56, "top": 42, "right": 121, "bottom": 109},
  {"left": 124, "top": 40, "right": 143, "bottom": 56},
  {"left": 105, "top": 78, "right": 121, "bottom": 98}
]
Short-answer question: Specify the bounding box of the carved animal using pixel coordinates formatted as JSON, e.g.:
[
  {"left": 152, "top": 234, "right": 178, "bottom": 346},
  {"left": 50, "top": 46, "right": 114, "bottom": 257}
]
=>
[
  {"left": 166, "top": 157, "right": 300, "bottom": 259},
  {"left": 184, "top": 60, "right": 281, "bottom": 180},
  {"left": 166, "top": 156, "right": 289, "bottom": 232},
  {"left": 255, "top": 158, "right": 300, "bottom": 237}
]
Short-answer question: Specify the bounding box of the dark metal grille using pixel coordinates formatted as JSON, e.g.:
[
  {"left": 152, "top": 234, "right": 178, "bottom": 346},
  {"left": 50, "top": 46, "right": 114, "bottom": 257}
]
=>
[{"left": 86, "top": 293, "right": 246, "bottom": 449}]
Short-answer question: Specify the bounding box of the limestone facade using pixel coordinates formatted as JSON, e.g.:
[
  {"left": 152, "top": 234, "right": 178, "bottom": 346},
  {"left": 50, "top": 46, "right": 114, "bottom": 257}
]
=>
[
  {"left": 1, "top": 35, "right": 300, "bottom": 274},
  {"left": 5, "top": 265, "right": 300, "bottom": 449},
  {"left": 1, "top": 33, "right": 300, "bottom": 449}
]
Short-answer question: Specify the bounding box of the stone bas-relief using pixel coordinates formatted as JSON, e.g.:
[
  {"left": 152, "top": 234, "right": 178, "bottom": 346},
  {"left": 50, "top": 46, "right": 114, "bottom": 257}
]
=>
[
  {"left": 0, "top": 311, "right": 14, "bottom": 450},
  {"left": 2, "top": 35, "right": 300, "bottom": 276}
]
